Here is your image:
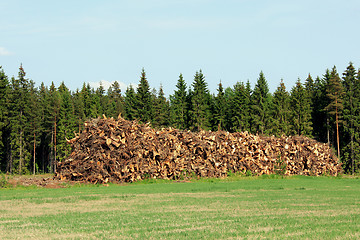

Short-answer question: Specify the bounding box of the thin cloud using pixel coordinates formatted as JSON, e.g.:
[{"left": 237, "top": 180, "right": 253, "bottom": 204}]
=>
[{"left": 0, "top": 47, "right": 13, "bottom": 56}]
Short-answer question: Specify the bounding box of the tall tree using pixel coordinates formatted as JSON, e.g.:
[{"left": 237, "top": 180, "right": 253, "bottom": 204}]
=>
[
  {"left": 135, "top": 68, "right": 152, "bottom": 122},
  {"left": 251, "top": 71, "right": 272, "bottom": 134},
  {"left": 124, "top": 85, "right": 137, "bottom": 121},
  {"left": 325, "top": 66, "right": 344, "bottom": 159},
  {"left": 213, "top": 82, "right": 227, "bottom": 131},
  {"left": 290, "top": 79, "right": 312, "bottom": 136},
  {"left": 229, "top": 81, "right": 251, "bottom": 132},
  {"left": 170, "top": 74, "right": 188, "bottom": 130},
  {"left": 190, "top": 70, "right": 211, "bottom": 131},
  {"left": 0, "top": 66, "right": 10, "bottom": 172},
  {"left": 48, "top": 82, "right": 60, "bottom": 173},
  {"left": 107, "top": 81, "right": 124, "bottom": 118},
  {"left": 152, "top": 85, "right": 170, "bottom": 128},
  {"left": 272, "top": 79, "right": 291, "bottom": 136},
  {"left": 9, "top": 65, "right": 31, "bottom": 174}
]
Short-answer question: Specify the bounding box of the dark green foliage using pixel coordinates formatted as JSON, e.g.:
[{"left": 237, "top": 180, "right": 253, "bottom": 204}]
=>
[
  {"left": 325, "top": 66, "right": 345, "bottom": 159},
  {"left": 0, "top": 63, "right": 359, "bottom": 174},
  {"left": 229, "top": 81, "right": 251, "bottom": 132},
  {"left": 272, "top": 80, "right": 291, "bottom": 136},
  {"left": 170, "top": 74, "right": 188, "bottom": 130},
  {"left": 213, "top": 82, "right": 227, "bottom": 131},
  {"left": 190, "top": 70, "right": 211, "bottom": 131},
  {"left": 251, "top": 71, "right": 272, "bottom": 134},
  {"left": 341, "top": 63, "right": 360, "bottom": 173},
  {"left": 151, "top": 85, "right": 170, "bottom": 128},
  {"left": 135, "top": 69, "right": 152, "bottom": 123},
  {"left": 289, "top": 79, "right": 312, "bottom": 136},
  {"left": 124, "top": 85, "right": 137, "bottom": 121}
]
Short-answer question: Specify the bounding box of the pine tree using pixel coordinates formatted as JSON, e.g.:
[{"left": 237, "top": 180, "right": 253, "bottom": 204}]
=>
[
  {"left": 272, "top": 79, "right": 291, "bottom": 136},
  {"left": 290, "top": 79, "right": 312, "bottom": 136},
  {"left": 325, "top": 66, "right": 344, "bottom": 159},
  {"left": 135, "top": 68, "right": 152, "bottom": 122},
  {"left": 251, "top": 71, "right": 271, "bottom": 134},
  {"left": 170, "top": 74, "right": 188, "bottom": 130},
  {"left": 190, "top": 70, "right": 211, "bottom": 131}
]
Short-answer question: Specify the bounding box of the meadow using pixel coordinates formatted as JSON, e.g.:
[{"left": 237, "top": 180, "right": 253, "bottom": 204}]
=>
[{"left": 0, "top": 175, "right": 359, "bottom": 239}]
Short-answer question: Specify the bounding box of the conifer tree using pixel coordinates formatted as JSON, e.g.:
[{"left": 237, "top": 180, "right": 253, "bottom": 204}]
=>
[
  {"left": 229, "top": 81, "right": 251, "bottom": 132},
  {"left": 272, "top": 79, "right": 291, "bottom": 136},
  {"left": 124, "top": 85, "right": 137, "bottom": 121},
  {"left": 27, "top": 80, "right": 42, "bottom": 174},
  {"left": 135, "top": 68, "right": 152, "bottom": 122},
  {"left": 107, "top": 81, "right": 124, "bottom": 118},
  {"left": 342, "top": 62, "right": 359, "bottom": 173},
  {"left": 170, "top": 74, "right": 188, "bottom": 129},
  {"left": 9, "top": 65, "right": 31, "bottom": 174},
  {"left": 312, "top": 76, "right": 328, "bottom": 142},
  {"left": 0, "top": 66, "right": 10, "bottom": 171},
  {"left": 190, "top": 70, "right": 211, "bottom": 131},
  {"left": 213, "top": 82, "right": 227, "bottom": 131},
  {"left": 57, "top": 82, "right": 76, "bottom": 162},
  {"left": 251, "top": 71, "right": 271, "bottom": 134},
  {"left": 325, "top": 66, "right": 344, "bottom": 159},
  {"left": 73, "top": 89, "right": 85, "bottom": 134},
  {"left": 48, "top": 82, "right": 60, "bottom": 172},
  {"left": 152, "top": 85, "right": 170, "bottom": 128},
  {"left": 290, "top": 79, "right": 312, "bottom": 136}
]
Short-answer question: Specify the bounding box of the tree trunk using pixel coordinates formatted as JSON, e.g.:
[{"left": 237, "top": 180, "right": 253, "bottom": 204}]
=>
[
  {"left": 33, "top": 130, "right": 36, "bottom": 175},
  {"left": 54, "top": 115, "right": 57, "bottom": 173},
  {"left": 335, "top": 101, "right": 340, "bottom": 159}
]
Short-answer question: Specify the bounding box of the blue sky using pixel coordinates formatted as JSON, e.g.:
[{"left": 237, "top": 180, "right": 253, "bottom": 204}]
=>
[{"left": 1, "top": 0, "right": 359, "bottom": 95}]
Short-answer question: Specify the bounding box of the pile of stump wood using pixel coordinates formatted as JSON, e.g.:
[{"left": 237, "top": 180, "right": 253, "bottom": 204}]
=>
[{"left": 55, "top": 115, "right": 342, "bottom": 183}]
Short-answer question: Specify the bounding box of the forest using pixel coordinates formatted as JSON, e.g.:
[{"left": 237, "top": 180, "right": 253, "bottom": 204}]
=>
[{"left": 0, "top": 63, "right": 359, "bottom": 175}]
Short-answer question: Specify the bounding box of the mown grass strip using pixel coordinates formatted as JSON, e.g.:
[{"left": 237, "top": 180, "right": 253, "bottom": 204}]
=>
[{"left": 0, "top": 176, "right": 359, "bottom": 239}]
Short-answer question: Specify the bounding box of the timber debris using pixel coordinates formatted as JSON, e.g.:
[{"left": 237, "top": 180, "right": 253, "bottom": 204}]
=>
[{"left": 55, "top": 116, "right": 341, "bottom": 183}]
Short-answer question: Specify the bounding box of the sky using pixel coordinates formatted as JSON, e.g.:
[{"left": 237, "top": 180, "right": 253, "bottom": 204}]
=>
[{"left": 1, "top": 0, "right": 359, "bottom": 96}]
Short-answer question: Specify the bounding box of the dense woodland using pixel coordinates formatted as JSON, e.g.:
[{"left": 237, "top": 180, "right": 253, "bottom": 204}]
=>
[{"left": 0, "top": 63, "right": 359, "bottom": 175}]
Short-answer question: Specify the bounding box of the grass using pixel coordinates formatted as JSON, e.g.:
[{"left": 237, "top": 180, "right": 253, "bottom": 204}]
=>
[{"left": 0, "top": 175, "right": 359, "bottom": 239}]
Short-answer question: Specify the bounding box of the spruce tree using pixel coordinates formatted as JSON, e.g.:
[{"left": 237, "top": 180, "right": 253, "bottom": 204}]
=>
[
  {"left": 107, "top": 81, "right": 124, "bottom": 118},
  {"left": 213, "top": 82, "right": 227, "bottom": 131},
  {"left": 342, "top": 62, "right": 359, "bottom": 173},
  {"left": 124, "top": 85, "right": 137, "bottom": 121},
  {"left": 272, "top": 79, "right": 291, "bottom": 136},
  {"left": 48, "top": 82, "right": 61, "bottom": 173},
  {"left": 251, "top": 71, "right": 271, "bottom": 134},
  {"left": 325, "top": 66, "right": 344, "bottom": 159},
  {"left": 230, "top": 81, "right": 251, "bottom": 132},
  {"left": 0, "top": 66, "right": 10, "bottom": 172},
  {"left": 9, "top": 65, "right": 31, "bottom": 174},
  {"left": 170, "top": 74, "right": 188, "bottom": 130},
  {"left": 135, "top": 68, "right": 152, "bottom": 122},
  {"left": 290, "top": 79, "right": 312, "bottom": 136},
  {"left": 312, "top": 76, "right": 328, "bottom": 142},
  {"left": 190, "top": 70, "right": 211, "bottom": 131},
  {"left": 152, "top": 85, "right": 170, "bottom": 128},
  {"left": 57, "top": 82, "right": 76, "bottom": 163}
]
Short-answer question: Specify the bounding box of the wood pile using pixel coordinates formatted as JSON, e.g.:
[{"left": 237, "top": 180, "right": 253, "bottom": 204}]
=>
[{"left": 55, "top": 116, "right": 342, "bottom": 183}]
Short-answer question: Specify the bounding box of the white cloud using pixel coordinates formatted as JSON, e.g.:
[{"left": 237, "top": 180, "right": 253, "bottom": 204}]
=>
[
  {"left": 88, "top": 80, "right": 137, "bottom": 92},
  {"left": 0, "top": 47, "right": 13, "bottom": 56}
]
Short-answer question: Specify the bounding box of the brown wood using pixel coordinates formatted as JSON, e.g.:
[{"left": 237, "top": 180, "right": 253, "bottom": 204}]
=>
[{"left": 55, "top": 115, "right": 342, "bottom": 184}]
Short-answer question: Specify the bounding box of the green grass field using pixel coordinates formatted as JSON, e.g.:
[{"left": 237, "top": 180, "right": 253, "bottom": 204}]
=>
[{"left": 0, "top": 176, "right": 359, "bottom": 239}]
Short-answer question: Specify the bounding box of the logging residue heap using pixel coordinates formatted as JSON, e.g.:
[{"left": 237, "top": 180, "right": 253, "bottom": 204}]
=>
[{"left": 55, "top": 116, "right": 341, "bottom": 183}]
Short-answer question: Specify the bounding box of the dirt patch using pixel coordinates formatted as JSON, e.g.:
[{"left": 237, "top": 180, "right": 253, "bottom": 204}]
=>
[{"left": 4, "top": 174, "right": 71, "bottom": 188}]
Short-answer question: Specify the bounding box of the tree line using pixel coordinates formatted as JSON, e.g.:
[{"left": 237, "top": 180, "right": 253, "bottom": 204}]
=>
[{"left": 0, "top": 63, "right": 359, "bottom": 175}]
